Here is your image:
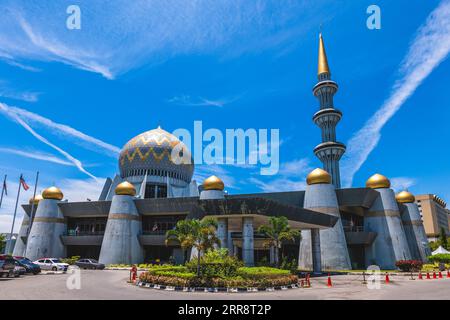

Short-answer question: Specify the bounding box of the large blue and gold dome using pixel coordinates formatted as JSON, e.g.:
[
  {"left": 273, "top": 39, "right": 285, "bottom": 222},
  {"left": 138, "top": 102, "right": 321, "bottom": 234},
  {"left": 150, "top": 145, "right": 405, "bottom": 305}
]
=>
[{"left": 119, "top": 126, "right": 194, "bottom": 183}]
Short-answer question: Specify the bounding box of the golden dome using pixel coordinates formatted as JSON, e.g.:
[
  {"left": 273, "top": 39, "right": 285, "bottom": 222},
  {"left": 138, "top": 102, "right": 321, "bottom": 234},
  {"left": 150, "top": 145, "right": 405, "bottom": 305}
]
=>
[
  {"left": 396, "top": 191, "right": 415, "bottom": 203},
  {"left": 29, "top": 194, "right": 43, "bottom": 205},
  {"left": 203, "top": 175, "right": 225, "bottom": 191},
  {"left": 306, "top": 168, "right": 331, "bottom": 185},
  {"left": 42, "top": 186, "right": 64, "bottom": 200},
  {"left": 115, "top": 181, "right": 136, "bottom": 196},
  {"left": 366, "top": 174, "right": 391, "bottom": 189}
]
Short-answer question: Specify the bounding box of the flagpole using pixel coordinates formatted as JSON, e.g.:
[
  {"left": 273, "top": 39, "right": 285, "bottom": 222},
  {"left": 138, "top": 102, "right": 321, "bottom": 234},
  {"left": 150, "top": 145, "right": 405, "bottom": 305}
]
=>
[
  {"left": 0, "top": 174, "right": 6, "bottom": 209},
  {"left": 7, "top": 175, "right": 22, "bottom": 254},
  {"left": 27, "top": 171, "right": 39, "bottom": 237}
]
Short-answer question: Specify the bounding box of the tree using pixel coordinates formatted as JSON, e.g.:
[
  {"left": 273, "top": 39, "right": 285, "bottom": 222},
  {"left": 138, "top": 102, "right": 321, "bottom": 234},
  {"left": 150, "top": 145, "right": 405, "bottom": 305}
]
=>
[
  {"left": 0, "top": 234, "right": 5, "bottom": 254},
  {"left": 439, "top": 227, "right": 448, "bottom": 250},
  {"left": 257, "top": 216, "right": 301, "bottom": 267},
  {"left": 166, "top": 218, "right": 220, "bottom": 276}
]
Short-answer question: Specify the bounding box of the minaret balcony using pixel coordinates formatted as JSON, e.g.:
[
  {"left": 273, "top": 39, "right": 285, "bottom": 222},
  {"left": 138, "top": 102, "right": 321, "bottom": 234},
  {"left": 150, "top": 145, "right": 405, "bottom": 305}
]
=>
[
  {"left": 314, "top": 141, "right": 346, "bottom": 161},
  {"left": 313, "top": 108, "right": 342, "bottom": 125},
  {"left": 312, "top": 80, "right": 338, "bottom": 95}
]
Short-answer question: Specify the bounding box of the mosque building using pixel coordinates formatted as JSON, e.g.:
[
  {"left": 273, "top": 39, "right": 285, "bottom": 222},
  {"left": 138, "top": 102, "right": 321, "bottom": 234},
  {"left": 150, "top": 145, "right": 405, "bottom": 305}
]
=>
[{"left": 12, "top": 34, "right": 431, "bottom": 271}]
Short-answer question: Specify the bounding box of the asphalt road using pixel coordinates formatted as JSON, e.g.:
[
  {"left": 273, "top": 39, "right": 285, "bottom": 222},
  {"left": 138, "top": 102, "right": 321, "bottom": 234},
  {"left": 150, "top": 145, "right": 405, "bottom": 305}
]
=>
[{"left": 1, "top": 269, "right": 450, "bottom": 300}]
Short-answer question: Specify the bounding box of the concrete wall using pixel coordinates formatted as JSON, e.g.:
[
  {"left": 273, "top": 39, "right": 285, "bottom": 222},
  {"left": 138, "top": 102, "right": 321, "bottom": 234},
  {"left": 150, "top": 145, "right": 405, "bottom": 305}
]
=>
[
  {"left": 401, "top": 202, "right": 431, "bottom": 262},
  {"left": 25, "top": 199, "right": 66, "bottom": 261},
  {"left": 365, "top": 188, "right": 411, "bottom": 269},
  {"left": 12, "top": 213, "right": 30, "bottom": 257},
  {"left": 99, "top": 195, "right": 143, "bottom": 265},
  {"left": 299, "top": 183, "right": 351, "bottom": 270}
]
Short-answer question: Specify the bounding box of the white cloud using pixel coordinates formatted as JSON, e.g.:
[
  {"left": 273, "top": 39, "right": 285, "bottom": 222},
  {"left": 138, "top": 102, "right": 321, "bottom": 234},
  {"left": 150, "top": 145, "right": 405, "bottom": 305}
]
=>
[
  {"left": 0, "top": 1, "right": 328, "bottom": 78},
  {"left": 0, "top": 102, "right": 97, "bottom": 179},
  {"left": 168, "top": 95, "right": 241, "bottom": 107},
  {"left": 390, "top": 177, "right": 417, "bottom": 192},
  {"left": 248, "top": 157, "right": 312, "bottom": 192},
  {"left": 0, "top": 178, "right": 105, "bottom": 233},
  {"left": 341, "top": 0, "right": 450, "bottom": 187},
  {"left": 0, "top": 102, "right": 120, "bottom": 157},
  {"left": 0, "top": 147, "right": 74, "bottom": 166}
]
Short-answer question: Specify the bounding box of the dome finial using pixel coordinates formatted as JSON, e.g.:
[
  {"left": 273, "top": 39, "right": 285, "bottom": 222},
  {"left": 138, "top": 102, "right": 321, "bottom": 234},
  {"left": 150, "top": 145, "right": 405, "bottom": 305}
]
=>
[
  {"left": 318, "top": 32, "right": 330, "bottom": 76},
  {"left": 42, "top": 186, "right": 64, "bottom": 200}
]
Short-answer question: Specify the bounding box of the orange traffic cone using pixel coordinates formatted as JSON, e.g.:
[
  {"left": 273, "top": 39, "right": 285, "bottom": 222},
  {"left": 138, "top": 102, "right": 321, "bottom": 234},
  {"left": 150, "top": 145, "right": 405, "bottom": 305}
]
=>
[
  {"left": 433, "top": 272, "right": 437, "bottom": 279},
  {"left": 385, "top": 273, "right": 390, "bottom": 284},
  {"left": 418, "top": 272, "right": 423, "bottom": 280},
  {"left": 327, "top": 273, "right": 332, "bottom": 287},
  {"left": 439, "top": 271, "right": 443, "bottom": 279},
  {"left": 426, "top": 272, "right": 431, "bottom": 279}
]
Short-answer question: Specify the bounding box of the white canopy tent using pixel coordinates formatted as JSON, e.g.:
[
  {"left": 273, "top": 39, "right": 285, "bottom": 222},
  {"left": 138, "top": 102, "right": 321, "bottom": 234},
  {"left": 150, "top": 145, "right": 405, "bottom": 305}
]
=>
[{"left": 432, "top": 246, "right": 450, "bottom": 255}]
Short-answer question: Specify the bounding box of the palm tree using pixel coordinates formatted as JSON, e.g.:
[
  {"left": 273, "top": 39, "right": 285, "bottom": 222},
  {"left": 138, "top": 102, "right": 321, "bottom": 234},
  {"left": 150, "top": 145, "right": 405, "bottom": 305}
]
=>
[
  {"left": 258, "top": 216, "right": 300, "bottom": 267},
  {"left": 166, "top": 218, "right": 220, "bottom": 276}
]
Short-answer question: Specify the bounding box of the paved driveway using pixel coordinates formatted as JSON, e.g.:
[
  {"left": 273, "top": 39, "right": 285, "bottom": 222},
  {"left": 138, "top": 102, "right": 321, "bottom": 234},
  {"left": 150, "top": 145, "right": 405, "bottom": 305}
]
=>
[{"left": 1, "top": 270, "right": 449, "bottom": 300}]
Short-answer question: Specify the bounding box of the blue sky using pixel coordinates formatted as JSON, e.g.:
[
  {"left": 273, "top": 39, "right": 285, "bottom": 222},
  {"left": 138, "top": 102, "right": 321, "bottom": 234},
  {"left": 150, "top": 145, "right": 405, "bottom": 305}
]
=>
[{"left": 1, "top": 0, "right": 449, "bottom": 232}]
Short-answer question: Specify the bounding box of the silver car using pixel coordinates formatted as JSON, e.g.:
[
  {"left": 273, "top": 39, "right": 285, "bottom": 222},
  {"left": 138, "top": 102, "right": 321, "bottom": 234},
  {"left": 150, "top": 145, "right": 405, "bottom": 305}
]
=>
[{"left": 33, "top": 258, "right": 69, "bottom": 272}]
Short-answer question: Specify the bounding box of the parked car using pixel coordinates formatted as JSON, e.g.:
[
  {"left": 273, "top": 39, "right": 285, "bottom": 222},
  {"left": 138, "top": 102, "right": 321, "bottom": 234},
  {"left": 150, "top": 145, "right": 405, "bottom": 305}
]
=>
[
  {"left": 0, "top": 254, "right": 15, "bottom": 278},
  {"left": 13, "top": 262, "right": 26, "bottom": 277},
  {"left": 13, "top": 256, "right": 41, "bottom": 275},
  {"left": 33, "top": 258, "right": 69, "bottom": 272},
  {"left": 75, "top": 259, "right": 105, "bottom": 270}
]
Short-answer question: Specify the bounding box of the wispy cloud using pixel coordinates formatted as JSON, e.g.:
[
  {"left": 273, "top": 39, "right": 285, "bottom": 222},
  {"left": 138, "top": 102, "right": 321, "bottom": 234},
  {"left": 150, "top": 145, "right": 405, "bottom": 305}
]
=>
[
  {"left": 0, "top": 103, "right": 120, "bottom": 157},
  {"left": 390, "top": 177, "right": 417, "bottom": 192},
  {"left": 0, "top": 177, "right": 105, "bottom": 233},
  {"left": 341, "top": 0, "right": 450, "bottom": 187},
  {"left": 0, "top": 1, "right": 329, "bottom": 78},
  {"left": 249, "top": 157, "right": 313, "bottom": 192},
  {"left": 0, "top": 147, "right": 73, "bottom": 166},
  {"left": 0, "top": 103, "right": 97, "bottom": 179},
  {"left": 0, "top": 52, "right": 41, "bottom": 72},
  {"left": 168, "top": 94, "right": 241, "bottom": 108}
]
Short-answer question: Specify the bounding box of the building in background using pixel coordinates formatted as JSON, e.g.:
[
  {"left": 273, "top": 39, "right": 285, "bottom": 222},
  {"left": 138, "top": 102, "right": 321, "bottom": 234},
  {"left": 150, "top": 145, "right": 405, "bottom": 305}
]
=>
[{"left": 415, "top": 194, "right": 449, "bottom": 241}]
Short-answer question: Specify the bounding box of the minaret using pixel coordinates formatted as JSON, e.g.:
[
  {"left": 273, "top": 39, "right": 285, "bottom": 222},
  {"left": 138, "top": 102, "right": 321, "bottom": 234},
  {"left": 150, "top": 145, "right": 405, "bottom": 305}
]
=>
[{"left": 312, "top": 33, "right": 346, "bottom": 188}]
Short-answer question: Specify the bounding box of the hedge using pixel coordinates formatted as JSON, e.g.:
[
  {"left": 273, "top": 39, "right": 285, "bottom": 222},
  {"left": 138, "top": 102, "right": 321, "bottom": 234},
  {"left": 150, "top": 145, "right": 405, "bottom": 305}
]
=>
[{"left": 427, "top": 254, "right": 450, "bottom": 264}]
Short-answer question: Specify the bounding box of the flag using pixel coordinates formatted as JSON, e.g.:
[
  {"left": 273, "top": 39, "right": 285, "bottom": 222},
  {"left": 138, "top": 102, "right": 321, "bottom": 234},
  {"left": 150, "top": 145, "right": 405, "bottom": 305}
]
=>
[
  {"left": 2, "top": 178, "right": 6, "bottom": 196},
  {"left": 20, "top": 175, "right": 30, "bottom": 191}
]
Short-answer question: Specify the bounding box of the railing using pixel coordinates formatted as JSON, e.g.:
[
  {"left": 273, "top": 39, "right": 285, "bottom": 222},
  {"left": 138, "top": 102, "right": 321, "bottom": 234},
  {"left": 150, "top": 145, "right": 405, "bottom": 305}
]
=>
[
  {"left": 65, "top": 230, "right": 105, "bottom": 236},
  {"left": 142, "top": 230, "right": 167, "bottom": 235},
  {"left": 343, "top": 225, "right": 364, "bottom": 232}
]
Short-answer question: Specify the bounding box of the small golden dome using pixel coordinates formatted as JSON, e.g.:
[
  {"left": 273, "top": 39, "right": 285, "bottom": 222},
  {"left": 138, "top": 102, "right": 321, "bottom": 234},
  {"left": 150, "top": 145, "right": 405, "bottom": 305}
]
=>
[
  {"left": 29, "top": 194, "right": 43, "bottom": 205},
  {"left": 306, "top": 168, "right": 331, "bottom": 185},
  {"left": 42, "top": 187, "right": 64, "bottom": 200},
  {"left": 203, "top": 175, "right": 225, "bottom": 191},
  {"left": 396, "top": 191, "right": 415, "bottom": 203},
  {"left": 115, "top": 181, "right": 136, "bottom": 196},
  {"left": 366, "top": 174, "right": 391, "bottom": 189}
]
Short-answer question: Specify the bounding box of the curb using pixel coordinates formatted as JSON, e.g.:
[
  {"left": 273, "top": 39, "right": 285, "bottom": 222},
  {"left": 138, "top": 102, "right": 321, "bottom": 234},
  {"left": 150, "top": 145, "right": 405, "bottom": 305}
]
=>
[{"left": 134, "top": 281, "right": 299, "bottom": 293}]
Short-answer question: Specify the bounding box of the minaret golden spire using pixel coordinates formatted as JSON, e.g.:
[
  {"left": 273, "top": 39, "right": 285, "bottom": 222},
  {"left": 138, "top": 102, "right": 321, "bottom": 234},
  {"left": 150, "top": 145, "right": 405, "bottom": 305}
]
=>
[{"left": 318, "top": 33, "right": 330, "bottom": 76}]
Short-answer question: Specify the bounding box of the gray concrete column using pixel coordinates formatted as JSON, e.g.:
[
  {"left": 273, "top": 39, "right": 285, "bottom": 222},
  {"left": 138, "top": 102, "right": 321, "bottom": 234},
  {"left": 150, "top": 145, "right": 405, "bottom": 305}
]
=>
[
  {"left": 242, "top": 217, "right": 254, "bottom": 266},
  {"left": 311, "top": 228, "right": 322, "bottom": 273},
  {"left": 25, "top": 199, "right": 66, "bottom": 261},
  {"left": 99, "top": 194, "right": 143, "bottom": 265},
  {"left": 227, "top": 231, "right": 234, "bottom": 256},
  {"left": 13, "top": 213, "right": 30, "bottom": 257},
  {"left": 217, "top": 218, "right": 228, "bottom": 249},
  {"left": 401, "top": 202, "right": 431, "bottom": 262}
]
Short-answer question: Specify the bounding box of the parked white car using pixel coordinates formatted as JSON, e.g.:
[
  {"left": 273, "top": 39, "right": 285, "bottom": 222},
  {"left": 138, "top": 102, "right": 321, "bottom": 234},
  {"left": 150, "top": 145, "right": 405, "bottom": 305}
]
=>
[{"left": 33, "top": 258, "right": 69, "bottom": 272}]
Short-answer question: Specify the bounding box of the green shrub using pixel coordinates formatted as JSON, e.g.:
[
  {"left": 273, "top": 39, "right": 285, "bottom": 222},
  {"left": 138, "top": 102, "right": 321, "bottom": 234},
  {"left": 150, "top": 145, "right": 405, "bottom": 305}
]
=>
[
  {"left": 237, "top": 267, "right": 290, "bottom": 278},
  {"left": 428, "top": 254, "right": 450, "bottom": 264},
  {"left": 60, "top": 256, "right": 80, "bottom": 265},
  {"left": 186, "top": 249, "right": 243, "bottom": 277},
  {"left": 280, "top": 256, "right": 298, "bottom": 274}
]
